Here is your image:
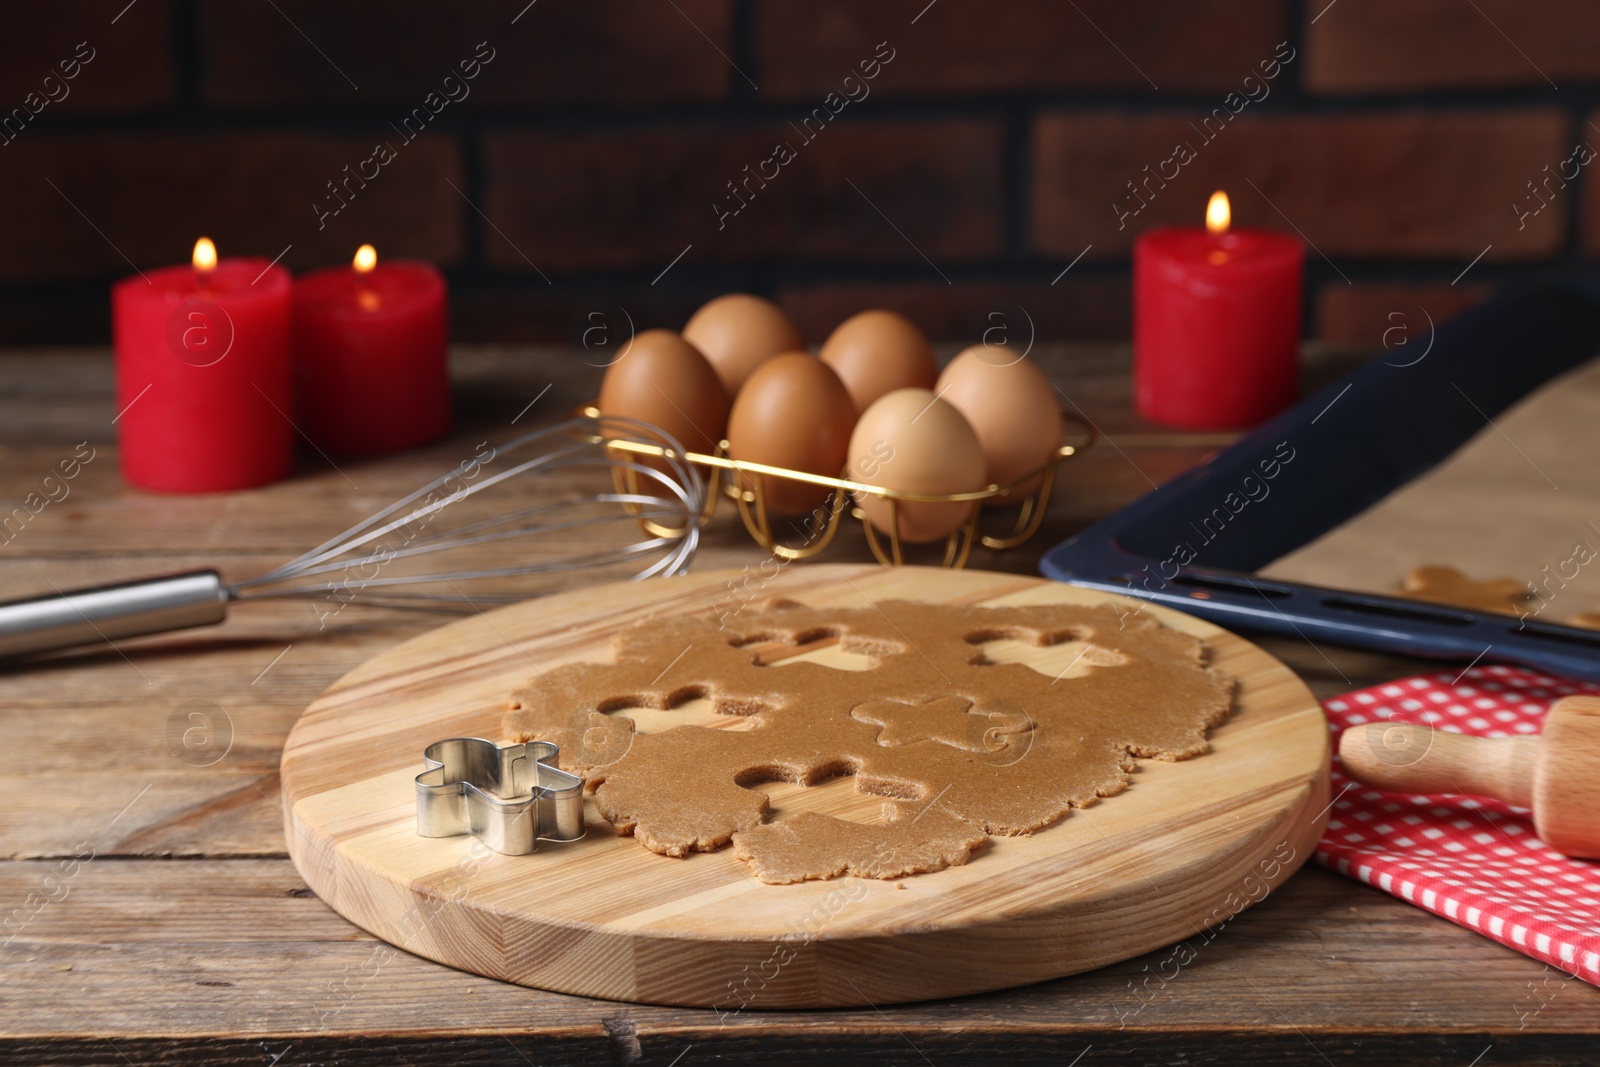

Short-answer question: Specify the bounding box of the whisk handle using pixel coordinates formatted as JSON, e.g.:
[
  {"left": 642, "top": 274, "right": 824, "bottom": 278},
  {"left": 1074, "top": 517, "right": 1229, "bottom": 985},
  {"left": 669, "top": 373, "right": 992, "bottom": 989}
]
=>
[{"left": 0, "top": 569, "right": 229, "bottom": 659}]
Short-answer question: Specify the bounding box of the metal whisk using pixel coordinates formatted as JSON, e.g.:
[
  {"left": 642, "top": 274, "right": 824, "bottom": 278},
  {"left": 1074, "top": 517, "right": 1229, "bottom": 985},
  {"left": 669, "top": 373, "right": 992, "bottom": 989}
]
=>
[{"left": 0, "top": 415, "right": 705, "bottom": 660}]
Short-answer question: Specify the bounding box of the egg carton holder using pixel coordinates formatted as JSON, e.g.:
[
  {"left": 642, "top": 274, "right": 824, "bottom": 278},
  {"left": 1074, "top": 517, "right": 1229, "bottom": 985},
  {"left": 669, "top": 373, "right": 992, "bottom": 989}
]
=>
[{"left": 576, "top": 403, "right": 1094, "bottom": 568}]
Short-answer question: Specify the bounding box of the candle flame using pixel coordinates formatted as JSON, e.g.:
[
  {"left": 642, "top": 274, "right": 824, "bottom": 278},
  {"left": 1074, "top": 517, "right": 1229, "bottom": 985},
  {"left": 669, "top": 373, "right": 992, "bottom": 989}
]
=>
[
  {"left": 193, "top": 237, "right": 217, "bottom": 272},
  {"left": 353, "top": 244, "right": 377, "bottom": 273},
  {"left": 1205, "top": 191, "right": 1230, "bottom": 235}
]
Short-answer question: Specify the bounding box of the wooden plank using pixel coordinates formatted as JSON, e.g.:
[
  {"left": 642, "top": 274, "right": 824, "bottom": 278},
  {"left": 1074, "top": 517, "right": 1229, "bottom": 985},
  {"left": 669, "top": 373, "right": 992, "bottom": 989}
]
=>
[
  {"left": 0, "top": 442, "right": 1210, "bottom": 560},
  {"left": 0, "top": 861, "right": 1592, "bottom": 1058},
  {"left": 0, "top": 343, "right": 1234, "bottom": 867},
  {"left": 4, "top": 341, "right": 1588, "bottom": 1061},
  {"left": 0, "top": 633, "right": 1400, "bottom": 863},
  {"left": 0, "top": 453, "right": 680, "bottom": 557}
]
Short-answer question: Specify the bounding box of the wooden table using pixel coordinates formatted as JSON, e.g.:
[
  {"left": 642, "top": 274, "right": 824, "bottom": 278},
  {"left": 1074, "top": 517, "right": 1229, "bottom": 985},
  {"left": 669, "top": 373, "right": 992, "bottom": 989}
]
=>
[{"left": 1, "top": 345, "right": 1594, "bottom": 1065}]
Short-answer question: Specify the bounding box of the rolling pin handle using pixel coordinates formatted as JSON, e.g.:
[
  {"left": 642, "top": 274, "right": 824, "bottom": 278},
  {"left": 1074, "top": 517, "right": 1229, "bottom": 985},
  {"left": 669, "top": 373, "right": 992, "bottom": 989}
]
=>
[
  {"left": 1338, "top": 722, "right": 1539, "bottom": 808},
  {"left": 0, "top": 569, "right": 231, "bottom": 659}
]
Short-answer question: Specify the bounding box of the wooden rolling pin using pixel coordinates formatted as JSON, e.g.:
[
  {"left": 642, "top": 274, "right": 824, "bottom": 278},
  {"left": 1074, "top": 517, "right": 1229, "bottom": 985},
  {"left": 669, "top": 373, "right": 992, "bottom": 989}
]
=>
[{"left": 1338, "top": 695, "right": 1600, "bottom": 859}]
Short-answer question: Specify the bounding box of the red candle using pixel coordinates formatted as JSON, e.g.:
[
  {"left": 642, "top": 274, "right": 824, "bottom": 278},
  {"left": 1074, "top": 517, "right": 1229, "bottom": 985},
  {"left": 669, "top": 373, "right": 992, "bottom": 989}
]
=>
[
  {"left": 1133, "top": 192, "right": 1305, "bottom": 430},
  {"left": 292, "top": 246, "right": 449, "bottom": 457},
  {"left": 113, "top": 237, "right": 294, "bottom": 492}
]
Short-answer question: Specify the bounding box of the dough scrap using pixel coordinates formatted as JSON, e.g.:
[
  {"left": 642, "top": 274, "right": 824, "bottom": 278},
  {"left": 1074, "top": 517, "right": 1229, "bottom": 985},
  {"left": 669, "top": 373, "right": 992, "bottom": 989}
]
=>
[{"left": 504, "top": 597, "right": 1235, "bottom": 884}]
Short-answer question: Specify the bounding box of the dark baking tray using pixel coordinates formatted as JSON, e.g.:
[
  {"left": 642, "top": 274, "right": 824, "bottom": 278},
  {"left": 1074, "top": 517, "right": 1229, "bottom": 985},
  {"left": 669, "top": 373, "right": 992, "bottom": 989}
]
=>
[{"left": 1041, "top": 275, "right": 1600, "bottom": 680}]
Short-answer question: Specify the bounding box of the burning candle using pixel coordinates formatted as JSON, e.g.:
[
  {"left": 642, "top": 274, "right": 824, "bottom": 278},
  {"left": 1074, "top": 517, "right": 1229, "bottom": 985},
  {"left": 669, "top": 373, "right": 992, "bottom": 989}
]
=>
[
  {"left": 1133, "top": 191, "right": 1305, "bottom": 430},
  {"left": 292, "top": 245, "right": 449, "bottom": 457},
  {"left": 112, "top": 237, "right": 294, "bottom": 492}
]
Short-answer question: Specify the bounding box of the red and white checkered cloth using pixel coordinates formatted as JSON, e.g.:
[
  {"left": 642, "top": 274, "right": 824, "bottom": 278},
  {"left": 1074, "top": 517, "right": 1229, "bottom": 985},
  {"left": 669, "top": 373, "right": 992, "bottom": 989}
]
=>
[{"left": 1318, "top": 664, "right": 1600, "bottom": 984}]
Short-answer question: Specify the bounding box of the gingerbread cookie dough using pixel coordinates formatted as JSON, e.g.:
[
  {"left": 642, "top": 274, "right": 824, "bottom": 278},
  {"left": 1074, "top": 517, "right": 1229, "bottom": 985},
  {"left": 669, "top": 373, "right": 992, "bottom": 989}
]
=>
[
  {"left": 1398, "top": 565, "right": 1532, "bottom": 616},
  {"left": 505, "top": 598, "right": 1235, "bottom": 884},
  {"left": 1568, "top": 607, "right": 1600, "bottom": 630}
]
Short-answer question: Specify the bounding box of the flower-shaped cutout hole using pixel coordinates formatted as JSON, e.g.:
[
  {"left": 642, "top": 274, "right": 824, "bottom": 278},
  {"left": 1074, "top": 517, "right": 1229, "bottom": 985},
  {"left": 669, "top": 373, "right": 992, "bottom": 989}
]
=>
[
  {"left": 732, "top": 627, "right": 898, "bottom": 672},
  {"left": 736, "top": 761, "right": 912, "bottom": 826},
  {"left": 596, "top": 688, "right": 762, "bottom": 735},
  {"left": 967, "top": 628, "right": 1130, "bottom": 682}
]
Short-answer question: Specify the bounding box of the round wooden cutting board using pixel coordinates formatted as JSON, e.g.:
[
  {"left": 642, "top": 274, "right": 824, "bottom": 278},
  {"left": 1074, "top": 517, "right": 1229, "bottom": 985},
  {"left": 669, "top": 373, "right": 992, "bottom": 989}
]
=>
[{"left": 281, "top": 564, "right": 1329, "bottom": 1009}]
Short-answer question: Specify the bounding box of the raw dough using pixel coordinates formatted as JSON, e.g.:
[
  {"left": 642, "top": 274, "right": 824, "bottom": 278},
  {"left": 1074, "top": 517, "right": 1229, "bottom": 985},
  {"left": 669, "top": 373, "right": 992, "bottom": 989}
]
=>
[
  {"left": 1398, "top": 565, "right": 1532, "bottom": 616},
  {"left": 505, "top": 597, "right": 1235, "bottom": 883}
]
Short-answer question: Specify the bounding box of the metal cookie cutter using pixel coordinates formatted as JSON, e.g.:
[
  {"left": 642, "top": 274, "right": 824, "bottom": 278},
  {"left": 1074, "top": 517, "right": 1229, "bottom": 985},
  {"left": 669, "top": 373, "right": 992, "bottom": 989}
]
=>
[{"left": 415, "top": 738, "right": 585, "bottom": 856}]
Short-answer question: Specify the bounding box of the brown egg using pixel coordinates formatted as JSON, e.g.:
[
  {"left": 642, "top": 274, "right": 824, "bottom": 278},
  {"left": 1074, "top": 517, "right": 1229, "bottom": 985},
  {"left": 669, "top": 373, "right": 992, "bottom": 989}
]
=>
[
  {"left": 598, "top": 329, "right": 727, "bottom": 473},
  {"left": 847, "top": 388, "right": 987, "bottom": 543},
  {"left": 726, "top": 353, "right": 856, "bottom": 517},
  {"left": 682, "top": 293, "right": 805, "bottom": 398},
  {"left": 936, "top": 346, "right": 1064, "bottom": 505},
  {"left": 819, "top": 309, "right": 938, "bottom": 413}
]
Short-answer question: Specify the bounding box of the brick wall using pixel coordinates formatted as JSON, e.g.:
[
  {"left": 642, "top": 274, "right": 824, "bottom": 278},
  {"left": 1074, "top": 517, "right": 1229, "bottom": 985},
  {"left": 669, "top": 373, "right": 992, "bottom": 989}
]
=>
[{"left": 0, "top": 0, "right": 1592, "bottom": 345}]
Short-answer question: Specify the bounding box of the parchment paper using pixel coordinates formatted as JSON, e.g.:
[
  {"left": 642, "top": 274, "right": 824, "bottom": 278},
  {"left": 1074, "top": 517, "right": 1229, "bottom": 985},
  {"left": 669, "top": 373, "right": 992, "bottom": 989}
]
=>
[{"left": 1262, "top": 356, "right": 1600, "bottom": 623}]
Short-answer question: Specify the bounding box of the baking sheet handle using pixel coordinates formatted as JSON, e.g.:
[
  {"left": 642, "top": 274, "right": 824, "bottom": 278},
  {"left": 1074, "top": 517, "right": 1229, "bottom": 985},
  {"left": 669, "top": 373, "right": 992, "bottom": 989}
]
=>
[{"left": 1061, "top": 542, "right": 1600, "bottom": 682}]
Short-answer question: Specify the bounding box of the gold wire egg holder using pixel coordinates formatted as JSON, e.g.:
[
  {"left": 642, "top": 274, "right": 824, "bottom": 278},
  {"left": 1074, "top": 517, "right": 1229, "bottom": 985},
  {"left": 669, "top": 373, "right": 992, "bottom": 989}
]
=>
[{"left": 576, "top": 403, "right": 1095, "bottom": 569}]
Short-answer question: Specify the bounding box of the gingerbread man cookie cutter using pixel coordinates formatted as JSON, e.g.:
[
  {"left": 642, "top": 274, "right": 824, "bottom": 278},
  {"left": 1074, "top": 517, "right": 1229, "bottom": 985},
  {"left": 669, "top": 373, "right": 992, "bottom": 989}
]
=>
[{"left": 415, "top": 738, "right": 585, "bottom": 855}]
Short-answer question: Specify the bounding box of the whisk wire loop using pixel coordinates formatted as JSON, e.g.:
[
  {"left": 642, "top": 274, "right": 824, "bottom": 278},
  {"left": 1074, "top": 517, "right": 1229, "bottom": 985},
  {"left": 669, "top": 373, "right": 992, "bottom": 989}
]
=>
[{"left": 230, "top": 415, "right": 705, "bottom": 607}]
